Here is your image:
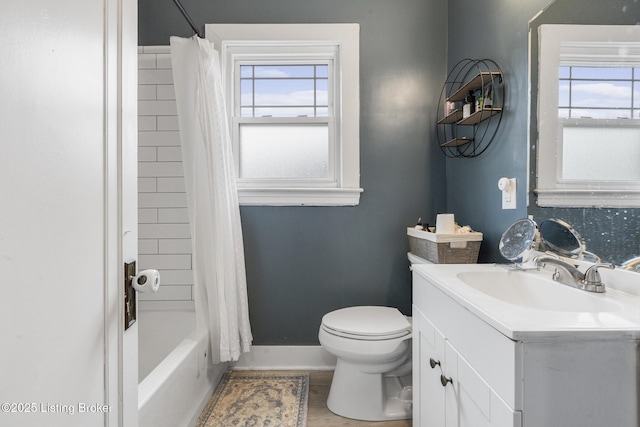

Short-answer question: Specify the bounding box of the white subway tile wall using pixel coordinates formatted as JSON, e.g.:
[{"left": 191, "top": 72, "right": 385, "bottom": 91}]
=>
[{"left": 138, "top": 46, "right": 193, "bottom": 302}]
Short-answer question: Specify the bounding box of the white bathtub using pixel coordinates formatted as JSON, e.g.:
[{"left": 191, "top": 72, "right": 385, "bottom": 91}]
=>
[{"left": 138, "top": 302, "right": 227, "bottom": 427}]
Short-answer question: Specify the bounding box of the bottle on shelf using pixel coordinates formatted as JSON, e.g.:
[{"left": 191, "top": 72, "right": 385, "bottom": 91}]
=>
[
  {"left": 476, "top": 91, "right": 483, "bottom": 111},
  {"left": 463, "top": 90, "right": 476, "bottom": 119},
  {"left": 445, "top": 100, "right": 452, "bottom": 117},
  {"left": 484, "top": 83, "right": 493, "bottom": 109}
]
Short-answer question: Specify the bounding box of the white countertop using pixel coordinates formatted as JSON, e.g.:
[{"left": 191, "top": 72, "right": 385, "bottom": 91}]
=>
[{"left": 412, "top": 263, "right": 640, "bottom": 341}]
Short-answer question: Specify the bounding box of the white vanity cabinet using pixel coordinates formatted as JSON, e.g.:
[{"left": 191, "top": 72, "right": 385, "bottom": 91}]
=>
[
  {"left": 412, "top": 266, "right": 640, "bottom": 427},
  {"left": 413, "top": 306, "right": 521, "bottom": 427}
]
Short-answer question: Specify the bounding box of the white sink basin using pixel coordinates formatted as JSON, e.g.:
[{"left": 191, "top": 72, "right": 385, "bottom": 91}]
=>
[
  {"left": 412, "top": 263, "right": 640, "bottom": 340},
  {"left": 457, "top": 270, "right": 622, "bottom": 312}
]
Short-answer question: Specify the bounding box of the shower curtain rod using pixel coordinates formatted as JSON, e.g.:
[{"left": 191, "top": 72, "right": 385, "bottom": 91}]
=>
[{"left": 172, "top": 0, "right": 203, "bottom": 38}]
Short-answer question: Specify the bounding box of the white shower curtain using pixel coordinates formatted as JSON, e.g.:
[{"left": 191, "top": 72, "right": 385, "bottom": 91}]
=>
[{"left": 170, "top": 36, "right": 252, "bottom": 363}]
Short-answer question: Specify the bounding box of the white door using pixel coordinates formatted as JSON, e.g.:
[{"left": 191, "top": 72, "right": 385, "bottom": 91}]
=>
[{"left": 0, "top": 1, "right": 138, "bottom": 426}]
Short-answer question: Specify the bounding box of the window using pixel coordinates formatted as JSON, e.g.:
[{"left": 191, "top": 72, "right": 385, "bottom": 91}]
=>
[
  {"left": 236, "top": 61, "right": 333, "bottom": 182},
  {"left": 536, "top": 24, "right": 640, "bottom": 207},
  {"left": 206, "top": 24, "right": 362, "bottom": 206}
]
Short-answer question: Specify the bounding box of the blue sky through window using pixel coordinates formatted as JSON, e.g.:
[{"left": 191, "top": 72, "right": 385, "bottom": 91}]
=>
[
  {"left": 559, "top": 65, "right": 640, "bottom": 119},
  {"left": 240, "top": 64, "right": 329, "bottom": 117}
]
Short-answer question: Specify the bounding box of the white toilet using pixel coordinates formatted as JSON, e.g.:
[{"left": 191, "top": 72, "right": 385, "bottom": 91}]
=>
[
  {"left": 317, "top": 252, "right": 431, "bottom": 421},
  {"left": 318, "top": 305, "right": 413, "bottom": 421}
]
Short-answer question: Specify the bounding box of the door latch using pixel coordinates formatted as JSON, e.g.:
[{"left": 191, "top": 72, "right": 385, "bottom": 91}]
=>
[{"left": 124, "top": 261, "right": 137, "bottom": 330}]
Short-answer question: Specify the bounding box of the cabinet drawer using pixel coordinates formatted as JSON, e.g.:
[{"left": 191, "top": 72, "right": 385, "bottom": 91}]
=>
[{"left": 413, "top": 272, "right": 522, "bottom": 409}]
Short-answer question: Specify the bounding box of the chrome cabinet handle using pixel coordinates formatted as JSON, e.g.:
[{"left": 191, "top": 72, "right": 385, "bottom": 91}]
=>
[
  {"left": 440, "top": 374, "right": 453, "bottom": 387},
  {"left": 429, "top": 358, "right": 440, "bottom": 369}
]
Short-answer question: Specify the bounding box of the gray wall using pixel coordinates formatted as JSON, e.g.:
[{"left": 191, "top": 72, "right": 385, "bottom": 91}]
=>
[
  {"left": 138, "top": 0, "right": 448, "bottom": 344},
  {"left": 445, "top": 0, "right": 550, "bottom": 262}
]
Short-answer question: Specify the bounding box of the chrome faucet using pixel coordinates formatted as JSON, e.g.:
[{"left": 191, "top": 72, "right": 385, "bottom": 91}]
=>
[
  {"left": 533, "top": 255, "right": 615, "bottom": 293},
  {"left": 620, "top": 256, "right": 640, "bottom": 273}
]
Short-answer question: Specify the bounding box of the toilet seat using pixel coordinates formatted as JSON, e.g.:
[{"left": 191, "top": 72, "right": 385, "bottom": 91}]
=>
[
  {"left": 322, "top": 325, "right": 411, "bottom": 340},
  {"left": 321, "top": 306, "right": 411, "bottom": 341}
]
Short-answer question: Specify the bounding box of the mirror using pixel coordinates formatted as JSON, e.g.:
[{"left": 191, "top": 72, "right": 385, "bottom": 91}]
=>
[
  {"left": 528, "top": 0, "right": 640, "bottom": 267},
  {"left": 538, "top": 218, "right": 602, "bottom": 261},
  {"left": 499, "top": 218, "right": 538, "bottom": 261},
  {"left": 536, "top": 23, "right": 640, "bottom": 207},
  {"left": 539, "top": 218, "right": 584, "bottom": 258},
  {"left": 500, "top": 217, "right": 602, "bottom": 263}
]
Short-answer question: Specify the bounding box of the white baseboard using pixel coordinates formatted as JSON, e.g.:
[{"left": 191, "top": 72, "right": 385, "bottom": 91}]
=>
[{"left": 230, "top": 345, "right": 337, "bottom": 370}]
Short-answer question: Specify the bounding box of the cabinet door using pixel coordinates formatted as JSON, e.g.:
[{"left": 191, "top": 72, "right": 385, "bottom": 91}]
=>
[
  {"left": 445, "top": 341, "right": 522, "bottom": 427},
  {"left": 414, "top": 307, "right": 446, "bottom": 426}
]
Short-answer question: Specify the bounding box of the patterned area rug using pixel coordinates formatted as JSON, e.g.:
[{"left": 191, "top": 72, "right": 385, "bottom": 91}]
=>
[{"left": 196, "top": 371, "right": 309, "bottom": 427}]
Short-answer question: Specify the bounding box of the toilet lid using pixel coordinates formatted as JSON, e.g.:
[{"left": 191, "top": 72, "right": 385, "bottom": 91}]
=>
[{"left": 321, "top": 306, "right": 411, "bottom": 339}]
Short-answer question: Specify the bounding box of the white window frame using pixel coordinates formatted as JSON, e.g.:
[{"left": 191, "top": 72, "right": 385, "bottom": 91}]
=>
[
  {"left": 231, "top": 47, "right": 337, "bottom": 187},
  {"left": 206, "top": 23, "right": 362, "bottom": 206},
  {"left": 536, "top": 24, "right": 640, "bottom": 207}
]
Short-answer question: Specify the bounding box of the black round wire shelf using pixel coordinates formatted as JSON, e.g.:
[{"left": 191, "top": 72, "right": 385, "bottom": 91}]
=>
[{"left": 436, "top": 58, "right": 505, "bottom": 158}]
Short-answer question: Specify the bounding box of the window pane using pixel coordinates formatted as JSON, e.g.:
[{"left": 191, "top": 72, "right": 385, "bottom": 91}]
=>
[
  {"left": 559, "top": 65, "right": 640, "bottom": 119},
  {"left": 562, "top": 126, "right": 640, "bottom": 180},
  {"left": 316, "top": 65, "right": 328, "bottom": 78},
  {"left": 316, "top": 79, "right": 328, "bottom": 105},
  {"left": 558, "top": 82, "right": 570, "bottom": 107},
  {"left": 239, "top": 124, "right": 329, "bottom": 179},
  {"left": 239, "top": 64, "right": 331, "bottom": 117},
  {"left": 571, "top": 66, "right": 631, "bottom": 80},
  {"left": 240, "top": 80, "right": 253, "bottom": 106},
  {"left": 254, "top": 65, "right": 315, "bottom": 78},
  {"left": 570, "top": 80, "right": 632, "bottom": 108},
  {"left": 240, "top": 66, "right": 253, "bottom": 78},
  {"left": 255, "top": 79, "right": 315, "bottom": 106}
]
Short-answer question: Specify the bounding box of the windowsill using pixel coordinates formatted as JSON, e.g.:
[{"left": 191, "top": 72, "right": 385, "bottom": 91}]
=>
[{"left": 238, "top": 187, "right": 363, "bottom": 206}]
